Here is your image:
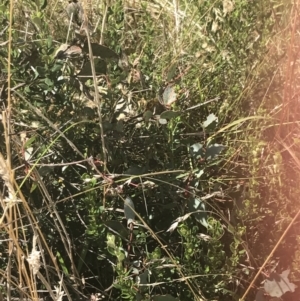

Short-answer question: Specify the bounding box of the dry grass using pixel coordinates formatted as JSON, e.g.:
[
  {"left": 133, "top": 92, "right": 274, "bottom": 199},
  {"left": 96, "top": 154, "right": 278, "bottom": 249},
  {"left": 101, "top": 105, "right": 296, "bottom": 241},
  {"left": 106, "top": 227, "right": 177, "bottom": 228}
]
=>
[{"left": 1, "top": 0, "right": 299, "bottom": 300}]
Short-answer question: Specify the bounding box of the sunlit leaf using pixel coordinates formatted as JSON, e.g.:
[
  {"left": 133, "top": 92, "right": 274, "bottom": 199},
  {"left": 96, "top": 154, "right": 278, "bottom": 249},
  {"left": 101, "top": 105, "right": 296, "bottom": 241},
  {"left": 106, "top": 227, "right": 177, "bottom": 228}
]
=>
[
  {"left": 124, "top": 196, "right": 135, "bottom": 225},
  {"left": 264, "top": 269, "right": 297, "bottom": 298},
  {"left": 203, "top": 113, "right": 218, "bottom": 128},
  {"left": 31, "top": 121, "right": 41, "bottom": 128},
  {"left": 159, "top": 118, "right": 168, "bottom": 124},
  {"left": 55, "top": 44, "right": 82, "bottom": 59},
  {"left": 25, "top": 147, "right": 33, "bottom": 161},
  {"left": 188, "top": 198, "right": 208, "bottom": 228},
  {"left": 106, "top": 233, "right": 116, "bottom": 251},
  {"left": 166, "top": 221, "right": 179, "bottom": 233},
  {"left": 198, "top": 233, "right": 212, "bottom": 241},
  {"left": 162, "top": 85, "right": 177, "bottom": 106},
  {"left": 190, "top": 143, "right": 205, "bottom": 159}
]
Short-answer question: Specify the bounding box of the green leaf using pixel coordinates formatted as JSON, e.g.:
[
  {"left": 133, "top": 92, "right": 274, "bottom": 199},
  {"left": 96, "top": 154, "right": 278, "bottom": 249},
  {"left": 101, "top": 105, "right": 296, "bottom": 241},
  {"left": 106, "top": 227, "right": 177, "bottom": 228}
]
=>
[
  {"left": 160, "top": 110, "right": 180, "bottom": 120},
  {"left": 56, "top": 251, "right": 69, "bottom": 275},
  {"left": 166, "top": 63, "right": 177, "bottom": 81},
  {"left": 31, "top": 15, "right": 42, "bottom": 29},
  {"left": 78, "top": 59, "right": 107, "bottom": 81},
  {"left": 40, "top": 0, "right": 47, "bottom": 10},
  {"left": 51, "top": 61, "right": 63, "bottom": 72},
  {"left": 116, "top": 249, "right": 125, "bottom": 262},
  {"left": 24, "top": 135, "right": 37, "bottom": 148},
  {"left": 106, "top": 233, "right": 116, "bottom": 250},
  {"left": 82, "top": 43, "right": 119, "bottom": 59},
  {"left": 0, "top": 4, "right": 7, "bottom": 12},
  {"left": 36, "top": 66, "right": 46, "bottom": 77},
  {"left": 46, "top": 36, "right": 52, "bottom": 49},
  {"left": 143, "top": 110, "right": 153, "bottom": 122},
  {"left": 37, "top": 82, "right": 48, "bottom": 91},
  {"left": 44, "top": 77, "right": 54, "bottom": 87},
  {"left": 37, "top": 166, "right": 54, "bottom": 177},
  {"left": 104, "top": 220, "right": 129, "bottom": 239},
  {"left": 30, "top": 182, "right": 38, "bottom": 193},
  {"left": 205, "top": 143, "right": 225, "bottom": 160},
  {"left": 32, "top": 67, "right": 40, "bottom": 80},
  {"left": 24, "top": 86, "right": 31, "bottom": 93}
]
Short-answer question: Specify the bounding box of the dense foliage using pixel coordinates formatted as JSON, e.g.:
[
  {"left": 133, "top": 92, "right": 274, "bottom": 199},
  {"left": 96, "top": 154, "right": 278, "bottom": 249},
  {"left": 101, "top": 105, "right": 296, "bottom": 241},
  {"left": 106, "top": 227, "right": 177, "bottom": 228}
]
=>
[{"left": 0, "top": 0, "right": 299, "bottom": 301}]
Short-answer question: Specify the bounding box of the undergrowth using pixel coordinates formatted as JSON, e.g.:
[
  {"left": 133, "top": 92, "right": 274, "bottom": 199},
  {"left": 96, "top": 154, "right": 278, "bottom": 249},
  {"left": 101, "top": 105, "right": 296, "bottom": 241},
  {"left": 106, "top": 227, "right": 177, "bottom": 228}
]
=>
[{"left": 0, "top": 0, "right": 299, "bottom": 301}]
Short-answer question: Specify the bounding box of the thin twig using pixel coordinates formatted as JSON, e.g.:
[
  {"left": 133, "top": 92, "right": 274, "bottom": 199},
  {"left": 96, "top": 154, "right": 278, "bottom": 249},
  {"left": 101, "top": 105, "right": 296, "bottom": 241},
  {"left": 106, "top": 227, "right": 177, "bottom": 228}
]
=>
[
  {"left": 99, "top": 2, "right": 109, "bottom": 44},
  {"left": 4, "top": 3, "right": 15, "bottom": 298},
  {"left": 81, "top": 14, "right": 107, "bottom": 170},
  {"left": 5, "top": 0, "right": 14, "bottom": 173},
  {"left": 29, "top": 157, "right": 92, "bottom": 167}
]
